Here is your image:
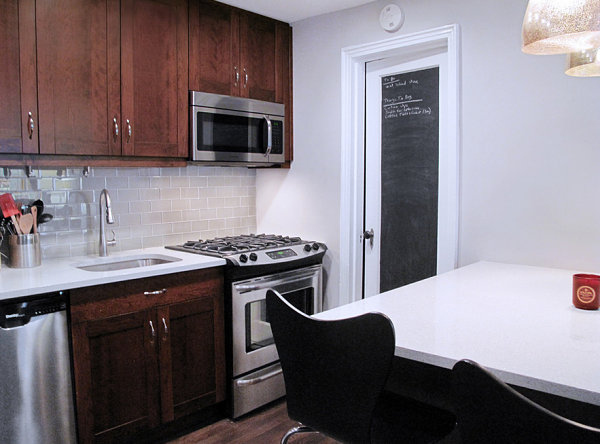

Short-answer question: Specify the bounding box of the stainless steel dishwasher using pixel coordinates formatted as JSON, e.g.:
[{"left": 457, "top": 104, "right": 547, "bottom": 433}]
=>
[{"left": 0, "top": 291, "right": 77, "bottom": 444}]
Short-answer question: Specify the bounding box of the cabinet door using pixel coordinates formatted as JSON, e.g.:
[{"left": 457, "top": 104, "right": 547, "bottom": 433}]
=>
[
  {"left": 121, "top": 0, "right": 188, "bottom": 158},
  {"left": 239, "top": 12, "right": 278, "bottom": 102},
  {"left": 71, "top": 311, "right": 160, "bottom": 444},
  {"left": 0, "top": 0, "right": 33, "bottom": 153},
  {"left": 276, "top": 22, "right": 294, "bottom": 162},
  {"left": 189, "top": 0, "right": 240, "bottom": 95},
  {"left": 35, "top": 0, "right": 120, "bottom": 156},
  {"left": 157, "top": 294, "right": 226, "bottom": 422}
]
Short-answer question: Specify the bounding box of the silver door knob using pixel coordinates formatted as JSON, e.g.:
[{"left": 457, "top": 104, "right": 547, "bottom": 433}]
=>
[{"left": 363, "top": 228, "right": 374, "bottom": 246}]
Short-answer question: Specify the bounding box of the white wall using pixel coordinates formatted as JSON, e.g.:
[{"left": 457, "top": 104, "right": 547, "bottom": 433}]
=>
[{"left": 257, "top": 0, "right": 600, "bottom": 308}]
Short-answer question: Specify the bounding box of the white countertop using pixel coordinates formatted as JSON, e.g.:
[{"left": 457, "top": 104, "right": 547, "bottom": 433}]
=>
[
  {"left": 316, "top": 261, "right": 600, "bottom": 406},
  {"left": 0, "top": 247, "right": 225, "bottom": 301}
]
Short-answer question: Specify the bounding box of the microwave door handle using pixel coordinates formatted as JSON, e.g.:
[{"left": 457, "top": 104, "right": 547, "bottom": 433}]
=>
[{"left": 263, "top": 115, "right": 272, "bottom": 157}]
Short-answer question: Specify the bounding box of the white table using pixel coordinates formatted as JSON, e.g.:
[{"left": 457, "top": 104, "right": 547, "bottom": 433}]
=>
[{"left": 316, "top": 261, "right": 600, "bottom": 408}]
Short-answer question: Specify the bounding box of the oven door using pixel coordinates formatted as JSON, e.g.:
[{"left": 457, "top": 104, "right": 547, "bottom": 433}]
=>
[
  {"left": 191, "top": 106, "right": 284, "bottom": 164},
  {"left": 231, "top": 264, "right": 322, "bottom": 378}
]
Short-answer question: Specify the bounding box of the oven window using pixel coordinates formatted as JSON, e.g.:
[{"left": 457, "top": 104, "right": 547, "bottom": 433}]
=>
[
  {"left": 244, "top": 288, "right": 315, "bottom": 353},
  {"left": 245, "top": 300, "right": 274, "bottom": 352},
  {"left": 197, "top": 112, "right": 266, "bottom": 154}
]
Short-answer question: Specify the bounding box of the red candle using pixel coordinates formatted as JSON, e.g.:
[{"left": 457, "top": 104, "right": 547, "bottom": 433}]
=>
[{"left": 572, "top": 274, "right": 600, "bottom": 310}]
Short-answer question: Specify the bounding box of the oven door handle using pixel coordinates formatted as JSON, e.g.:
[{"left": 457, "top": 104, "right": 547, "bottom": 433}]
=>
[
  {"left": 234, "top": 268, "right": 320, "bottom": 293},
  {"left": 235, "top": 367, "right": 283, "bottom": 387}
]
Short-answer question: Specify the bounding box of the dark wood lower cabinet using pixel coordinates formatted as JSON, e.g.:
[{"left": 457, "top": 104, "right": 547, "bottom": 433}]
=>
[{"left": 70, "top": 268, "right": 225, "bottom": 444}]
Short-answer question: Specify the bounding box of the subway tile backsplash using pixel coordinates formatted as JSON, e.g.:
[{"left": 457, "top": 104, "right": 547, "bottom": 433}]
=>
[{"left": 0, "top": 166, "right": 256, "bottom": 259}]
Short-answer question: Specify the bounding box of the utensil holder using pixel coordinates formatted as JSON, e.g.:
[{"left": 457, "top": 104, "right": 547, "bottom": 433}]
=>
[{"left": 9, "top": 234, "right": 41, "bottom": 268}]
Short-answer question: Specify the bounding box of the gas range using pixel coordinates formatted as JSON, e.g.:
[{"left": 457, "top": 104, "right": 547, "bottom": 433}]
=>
[
  {"left": 168, "top": 233, "right": 326, "bottom": 418},
  {"left": 165, "top": 234, "right": 326, "bottom": 268}
]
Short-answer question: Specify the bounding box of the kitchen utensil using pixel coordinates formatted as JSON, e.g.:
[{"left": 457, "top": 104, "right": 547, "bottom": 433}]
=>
[
  {"left": 31, "top": 206, "right": 38, "bottom": 234},
  {"left": 38, "top": 213, "right": 53, "bottom": 225},
  {"left": 31, "top": 200, "right": 44, "bottom": 221},
  {"left": 18, "top": 213, "right": 34, "bottom": 235},
  {"left": 0, "top": 194, "right": 22, "bottom": 235}
]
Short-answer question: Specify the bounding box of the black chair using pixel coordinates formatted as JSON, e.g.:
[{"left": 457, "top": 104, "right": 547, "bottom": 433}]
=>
[
  {"left": 452, "top": 359, "right": 600, "bottom": 444},
  {"left": 266, "top": 289, "right": 456, "bottom": 444}
]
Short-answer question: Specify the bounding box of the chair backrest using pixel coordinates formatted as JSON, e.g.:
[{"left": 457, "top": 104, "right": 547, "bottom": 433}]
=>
[
  {"left": 266, "top": 289, "right": 395, "bottom": 443},
  {"left": 452, "top": 359, "right": 600, "bottom": 444}
]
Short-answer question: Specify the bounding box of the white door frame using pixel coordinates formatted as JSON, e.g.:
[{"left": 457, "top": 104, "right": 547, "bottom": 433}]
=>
[{"left": 339, "top": 24, "right": 461, "bottom": 305}]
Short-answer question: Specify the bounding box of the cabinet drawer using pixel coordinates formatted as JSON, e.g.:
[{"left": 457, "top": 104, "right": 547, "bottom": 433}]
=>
[{"left": 71, "top": 267, "right": 223, "bottom": 323}]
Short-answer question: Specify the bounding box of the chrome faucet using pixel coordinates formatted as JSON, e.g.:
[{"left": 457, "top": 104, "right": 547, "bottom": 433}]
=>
[{"left": 99, "top": 189, "right": 116, "bottom": 257}]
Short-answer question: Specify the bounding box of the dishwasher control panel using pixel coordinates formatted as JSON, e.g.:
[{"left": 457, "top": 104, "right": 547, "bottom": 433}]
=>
[{"left": 0, "top": 290, "right": 68, "bottom": 329}]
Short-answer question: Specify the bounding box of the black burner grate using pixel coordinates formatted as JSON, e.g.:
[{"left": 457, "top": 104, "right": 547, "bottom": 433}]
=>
[{"left": 180, "top": 234, "right": 303, "bottom": 257}]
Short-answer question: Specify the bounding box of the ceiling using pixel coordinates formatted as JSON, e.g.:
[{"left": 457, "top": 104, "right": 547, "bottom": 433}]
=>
[{"left": 216, "top": 0, "right": 378, "bottom": 23}]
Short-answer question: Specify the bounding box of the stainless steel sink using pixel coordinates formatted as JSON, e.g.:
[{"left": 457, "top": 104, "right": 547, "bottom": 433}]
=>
[{"left": 74, "top": 254, "right": 181, "bottom": 272}]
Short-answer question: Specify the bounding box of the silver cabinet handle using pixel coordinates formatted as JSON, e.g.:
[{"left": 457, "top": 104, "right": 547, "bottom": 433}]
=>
[
  {"left": 126, "top": 119, "right": 132, "bottom": 143},
  {"left": 144, "top": 288, "right": 167, "bottom": 296},
  {"left": 149, "top": 320, "right": 156, "bottom": 343},
  {"left": 243, "top": 68, "right": 248, "bottom": 88},
  {"left": 234, "top": 66, "right": 240, "bottom": 85},
  {"left": 161, "top": 317, "right": 168, "bottom": 341},
  {"left": 263, "top": 115, "right": 272, "bottom": 157},
  {"left": 236, "top": 367, "right": 283, "bottom": 387},
  {"left": 27, "top": 112, "right": 34, "bottom": 139},
  {"left": 113, "top": 117, "right": 119, "bottom": 141}
]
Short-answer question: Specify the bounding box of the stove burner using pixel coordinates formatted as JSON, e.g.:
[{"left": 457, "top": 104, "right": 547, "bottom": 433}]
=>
[{"left": 180, "top": 234, "right": 303, "bottom": 256}]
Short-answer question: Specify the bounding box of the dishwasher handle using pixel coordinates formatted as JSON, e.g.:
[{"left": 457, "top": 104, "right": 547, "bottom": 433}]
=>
[
  {"left": 0, "top": 291, "right": 67, "bottom": 330},
  {"left": 0, "top": 313, "right": 31, "bottom": 329}
]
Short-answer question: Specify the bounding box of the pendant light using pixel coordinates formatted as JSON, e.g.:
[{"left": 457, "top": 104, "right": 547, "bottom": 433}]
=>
[
  {"left": 522, "top": 0, "right": 600, "bottom": 54},
  {"left": 566, "top": 47, "right": 600, "bottom": 75}
]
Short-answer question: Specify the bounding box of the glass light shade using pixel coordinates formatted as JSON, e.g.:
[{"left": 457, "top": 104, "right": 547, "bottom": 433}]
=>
[
  {"left": 566, "top": 47, "right": 600, "bottom": 75},
  {"left": 522, "top": 0, "right": 600, "bottom": 54}
]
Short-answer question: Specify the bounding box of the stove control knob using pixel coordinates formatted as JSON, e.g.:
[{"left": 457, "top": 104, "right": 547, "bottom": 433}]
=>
[
  {"left": 312, "top": 243, "right": 320, "bottom": 251},
  {"left": 304, "top": 244, "right": 312, "bottom": 252},
  {"left": 239, "top": 254, "right": 248, "bottom": 263},
  {"left": 249, "top": 253, "right": 258, "bottom": 261}
]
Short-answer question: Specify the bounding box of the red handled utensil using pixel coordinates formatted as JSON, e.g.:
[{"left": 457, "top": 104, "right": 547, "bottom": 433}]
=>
[{"left": 0, "top": 193, "right": 23, "bottom": 234}]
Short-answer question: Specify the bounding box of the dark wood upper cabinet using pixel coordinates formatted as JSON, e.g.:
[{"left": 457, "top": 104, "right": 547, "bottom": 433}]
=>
[
  {"left": 190, "top": 0, "right": 290, "bottom": 104},
  {"left": 121, "top": 0, "right": 188, "bottom": 158},
  {"left": 0, "top": 0, "right": 34, "bottom": 154},
  {"left": 36, "top": 0, "right": 120, "bottom": 156},
  {"left": 189, "top": 0, "right": 240, "bottom": 96},
  {"left": 239, "top": 12, "right": 277, "bottom": 102},
  {"left": 0, "top": 0, "right": 22, "bottom": 153},
  {"left": 0, "top": 0, "right": 188, "bottom": 160}
]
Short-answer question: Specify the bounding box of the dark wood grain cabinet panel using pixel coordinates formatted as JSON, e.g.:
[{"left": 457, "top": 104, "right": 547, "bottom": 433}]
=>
[
  {"left": 70, "top": 268, "right": 225, "bottom": 444},
  {"left": 0, "top": 0, "right": 36, "bottom": 154},
  {"left": 0, "top": 0, "right": 23, "bottom": 153},
  {"left": 189, "top": 0, "right": 240, "bottom": 96},
  {"left": 36, "top": 0, "right": 120, "bottom": 156},
  {"left": 239, "top": 12, "right": 277, "bottom": 102},
  {"left": 121, "top": 0, "right": 188, "bottom": 158},
  {"left": 158, "top": 296, "right": 225, "bottom": 422},
  {"left": 71, "top": 311, "right": 160, "bottom": 443}
]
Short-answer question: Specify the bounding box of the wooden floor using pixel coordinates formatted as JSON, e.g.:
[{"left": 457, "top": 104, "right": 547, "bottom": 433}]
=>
[{"left": 169, "top": 400, "right": 338, "bottom": 444}]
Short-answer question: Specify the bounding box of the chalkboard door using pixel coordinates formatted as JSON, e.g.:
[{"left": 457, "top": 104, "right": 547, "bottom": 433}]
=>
[{"left": 364, "top": 52, "right": 449, "bottom": 296}]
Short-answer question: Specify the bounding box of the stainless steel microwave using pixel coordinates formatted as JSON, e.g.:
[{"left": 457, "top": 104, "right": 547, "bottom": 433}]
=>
[{"left": 190, "top": 91, "right": 285, "bottom": 165}]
